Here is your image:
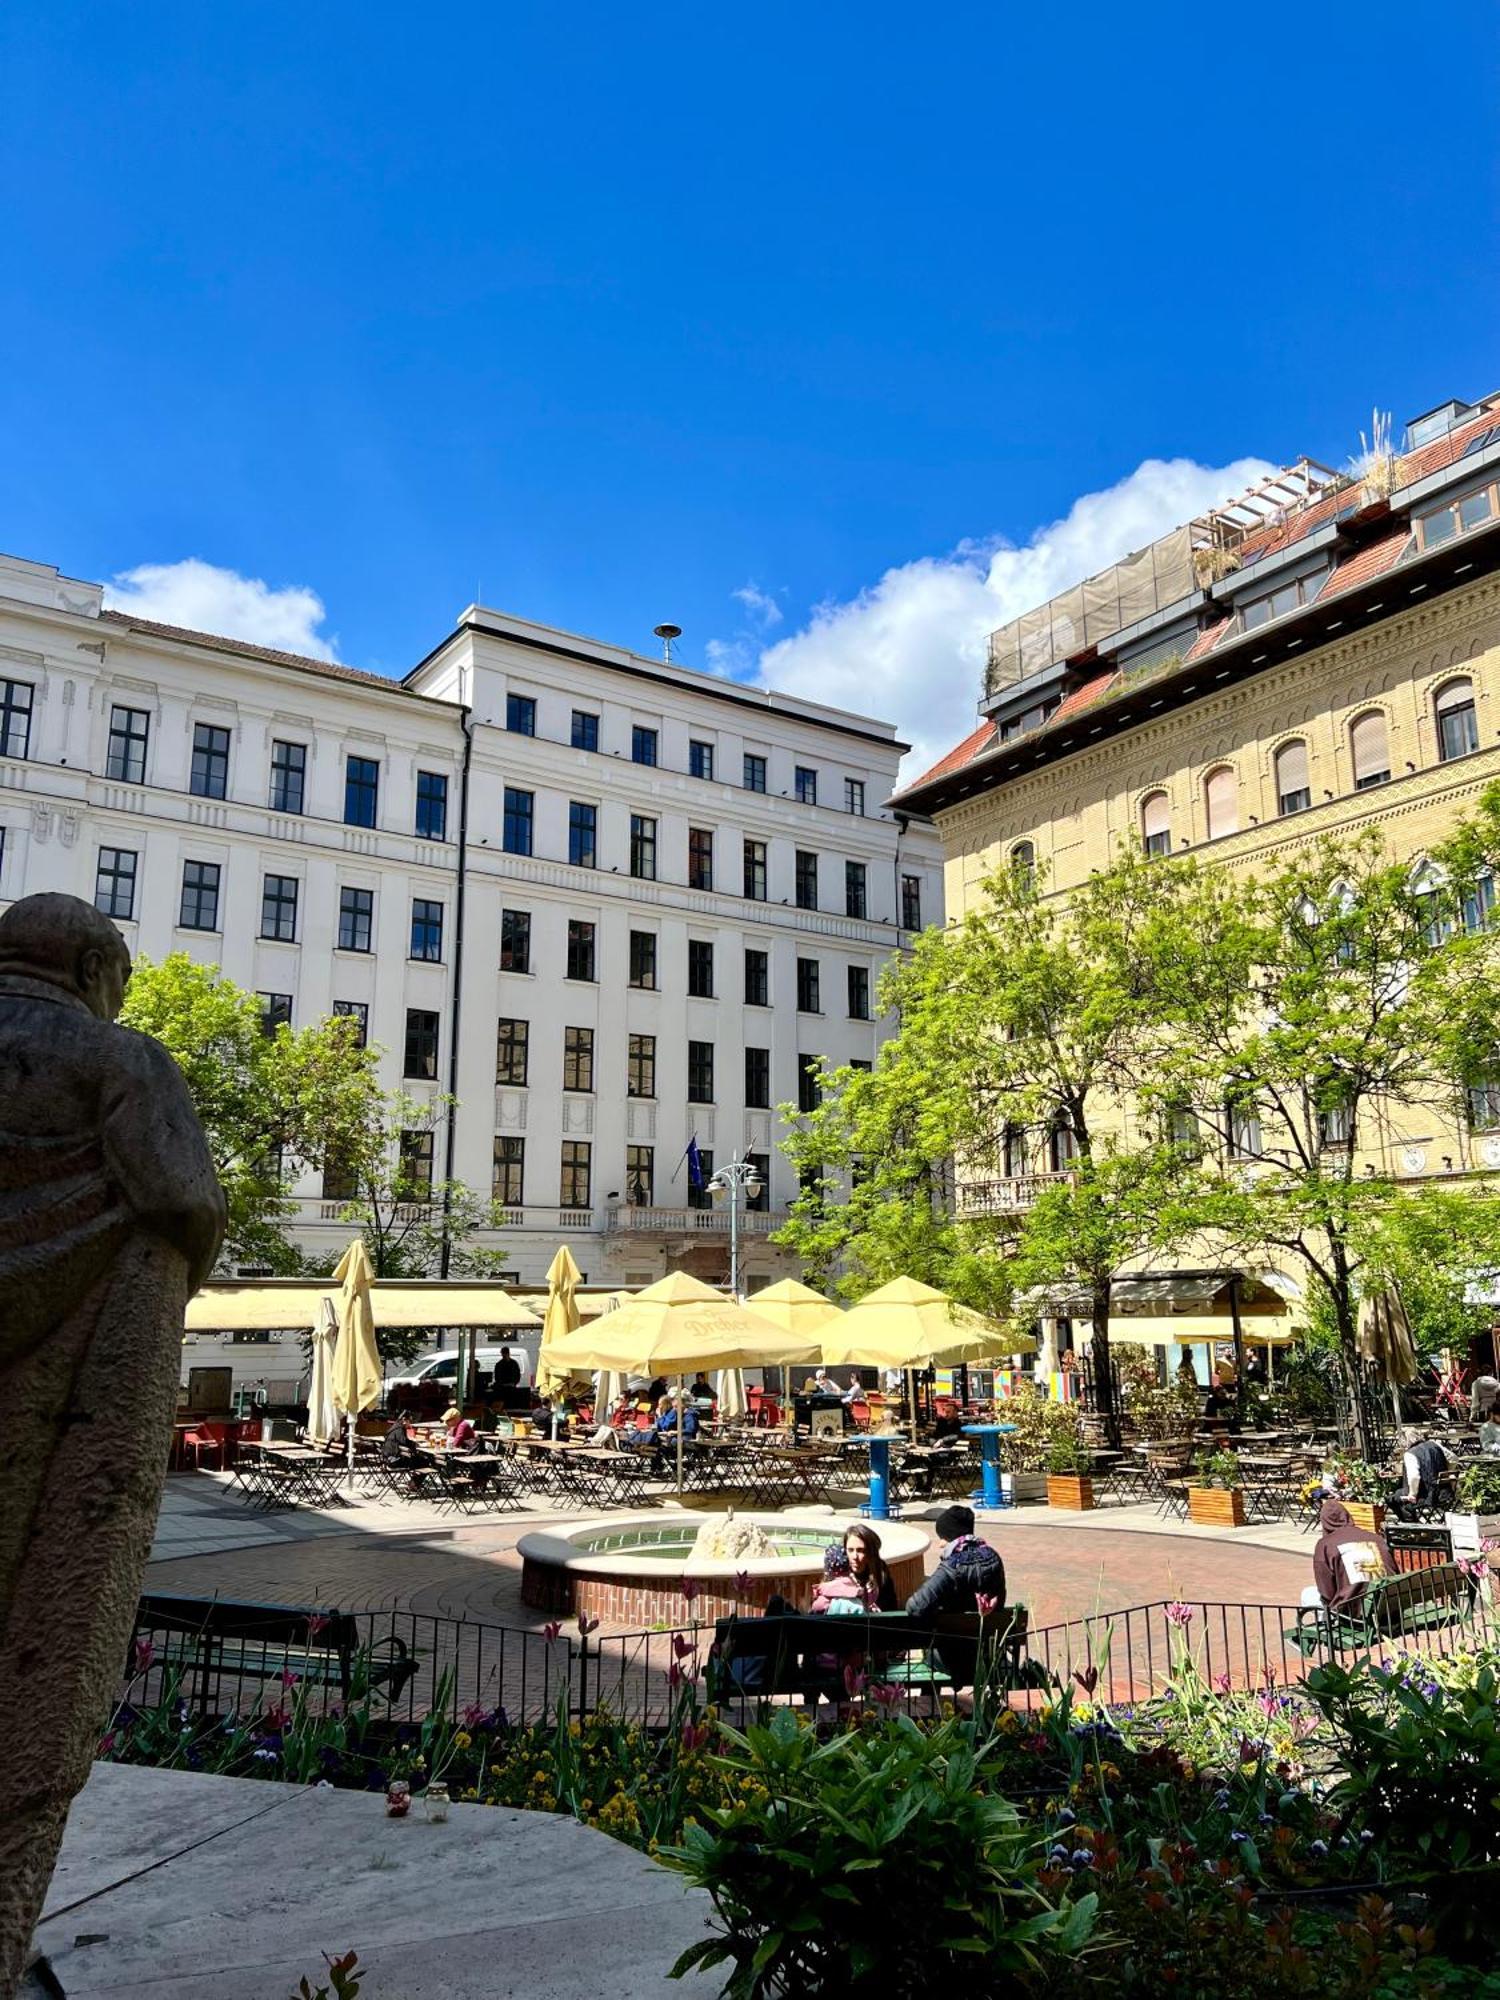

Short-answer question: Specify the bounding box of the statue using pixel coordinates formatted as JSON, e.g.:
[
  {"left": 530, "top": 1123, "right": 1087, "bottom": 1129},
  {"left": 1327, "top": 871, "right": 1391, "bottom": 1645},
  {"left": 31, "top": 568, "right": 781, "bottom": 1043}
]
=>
[{"left": 0, "top": 895, "right": 225, "bottom": 1996}]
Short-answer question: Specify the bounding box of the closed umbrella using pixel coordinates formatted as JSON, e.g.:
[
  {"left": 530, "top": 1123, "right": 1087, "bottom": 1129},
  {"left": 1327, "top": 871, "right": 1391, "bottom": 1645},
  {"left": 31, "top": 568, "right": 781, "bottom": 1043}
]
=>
[
  {"left": 306, "top": 1296, "right": 340, "bottom": 1448},
  {"left": 331, "top": 1237, "right": 382, "bottom": 1481},
  {"left": 716, "top": 1369, "right": 747, "bottom": 1421},
  {"left": 1357, "top": 1282, "right": 1419, "bottom": 1437},
  {"left": 591, "top": 1291, "right": 632, "bottom": 1419},
  {"left": 537, "top": 1245, "right": 584, "bottom": 1419}
]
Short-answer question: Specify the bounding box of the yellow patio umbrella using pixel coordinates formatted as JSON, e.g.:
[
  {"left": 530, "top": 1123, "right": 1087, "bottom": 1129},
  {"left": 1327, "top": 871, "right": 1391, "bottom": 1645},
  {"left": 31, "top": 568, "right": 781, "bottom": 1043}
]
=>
[
  {"left": 745, "top": 1276, "right": 845, "bottom": 1336},
  {"left": 330, "top": 1237, "right": 382, "bottom": 1477},
  {"left": 537, "top": 1244, "right": 584, "bottom": 1405},
  {"left": 820, "top": 1276, "right": 1036, "bottom": 1439},
  {"left": 543, "top": 1271, "right": 821, "bottom": 1489}
]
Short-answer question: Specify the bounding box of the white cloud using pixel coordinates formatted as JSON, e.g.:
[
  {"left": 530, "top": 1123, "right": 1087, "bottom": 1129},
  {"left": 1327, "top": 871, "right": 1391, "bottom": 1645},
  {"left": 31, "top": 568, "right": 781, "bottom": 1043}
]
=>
[
  {"left": 752, "top": 455, "right": 1273, "bottom": 784},
  {"left": 103, "top": 559, "right": 341, "bottom": 661},
  {"left": 730, "top": 581, "right": 783, "bottom": 629}
]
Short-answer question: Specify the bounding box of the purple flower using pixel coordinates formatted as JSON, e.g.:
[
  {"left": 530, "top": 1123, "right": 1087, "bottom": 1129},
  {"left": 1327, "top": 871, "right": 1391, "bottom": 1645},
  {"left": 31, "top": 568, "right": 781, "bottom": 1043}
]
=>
[{"left": 1164, "top": 1602, "right": 1194, "bottom": 1629}]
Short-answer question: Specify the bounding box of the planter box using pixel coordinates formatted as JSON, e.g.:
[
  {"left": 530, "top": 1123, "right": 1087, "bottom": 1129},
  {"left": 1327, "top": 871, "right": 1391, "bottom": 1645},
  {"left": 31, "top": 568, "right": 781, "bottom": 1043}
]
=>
[
  {"left": 1187, "top": 1485, "right": 1246, "bottom": 1528},
  {"left": 1345, "top": 1501, "right": 1387, "bottom": 1535},
  {"left": 1046, "top": 1473, "right": 1095, "bottom": 1511},
  {"left": 1001, "top": 1471, "right": 1050, "bottom": 1504},
  {"left": 1445, "top": 1511, "right": 1500, "bottom": 1556}
]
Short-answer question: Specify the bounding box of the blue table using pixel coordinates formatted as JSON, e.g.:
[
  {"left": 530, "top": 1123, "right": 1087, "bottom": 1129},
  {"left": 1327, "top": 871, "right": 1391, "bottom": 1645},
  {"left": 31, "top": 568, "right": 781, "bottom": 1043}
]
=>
[{"left": 962, "top": 1423, "right": 1017, "bottom": 1511}]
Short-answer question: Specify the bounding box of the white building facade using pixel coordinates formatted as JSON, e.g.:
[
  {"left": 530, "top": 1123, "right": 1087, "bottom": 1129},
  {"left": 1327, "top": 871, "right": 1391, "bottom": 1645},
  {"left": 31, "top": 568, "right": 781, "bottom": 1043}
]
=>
[{"left": 0, "top": 553, "right": 943, "bottom": 1289}]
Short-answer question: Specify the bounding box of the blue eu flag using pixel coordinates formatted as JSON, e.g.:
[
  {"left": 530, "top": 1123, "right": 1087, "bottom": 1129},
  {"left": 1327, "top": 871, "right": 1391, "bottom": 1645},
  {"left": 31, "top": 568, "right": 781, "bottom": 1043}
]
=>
[{"left": 686, "top": 1137, "right": 704, "bottom": 1189}]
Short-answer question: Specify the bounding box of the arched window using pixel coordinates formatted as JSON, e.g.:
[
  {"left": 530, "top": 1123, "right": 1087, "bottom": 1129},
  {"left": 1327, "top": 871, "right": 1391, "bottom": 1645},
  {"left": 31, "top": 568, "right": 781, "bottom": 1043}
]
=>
[
  {"left": 1435, "top": 677, "right": 1479, "bottom": 762},
  {"left": 1049, "top": 1115, "right": 1078, "bottom": 1173},
  {"left": 1141, "top": 791, "right": 1171, "bottom": 857},
  {"left": 1010, "top": 840, "right": 1036, "bottom": 893},
  {"left": 1203, "top": 765, "right": 1238, "bottom": 840},
  {"left": 1349, "top": 710, "right": 1390, "bottom": 790},
  {"left": 1274, "top": 739, "right": 1311, "bottom": 816}
]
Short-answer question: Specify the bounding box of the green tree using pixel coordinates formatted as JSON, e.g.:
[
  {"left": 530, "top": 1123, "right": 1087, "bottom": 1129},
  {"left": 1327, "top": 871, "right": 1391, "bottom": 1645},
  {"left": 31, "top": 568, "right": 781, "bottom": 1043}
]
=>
[
  {"left": 1154, "top": 832, "right": 1500, "bottom": 1455},
  {"left": 778, "top": 847, "right": 1203, "bottom": 1438},
  {"left": 326, "top": 1091, "right": 507, "bottom": 1282},
  {"left": 120, "top": 952, "right": 384, "bottom": 1270}
]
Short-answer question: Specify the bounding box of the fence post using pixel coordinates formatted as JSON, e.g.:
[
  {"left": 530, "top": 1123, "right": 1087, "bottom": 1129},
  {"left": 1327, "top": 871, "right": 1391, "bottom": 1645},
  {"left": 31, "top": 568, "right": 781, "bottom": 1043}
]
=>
[{"left": 573, "top": 1636, "right": 589, "bottom": 1724}]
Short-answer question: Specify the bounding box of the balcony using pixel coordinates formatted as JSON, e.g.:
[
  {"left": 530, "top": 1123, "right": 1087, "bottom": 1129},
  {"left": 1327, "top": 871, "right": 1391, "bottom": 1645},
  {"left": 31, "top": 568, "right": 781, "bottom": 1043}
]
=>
[
  {"left": 604, "top": 1203, "right": 791, "bottom": 1237},
  {"left": 954, "top": 1172, "right": 1075, "bottom": 1220}
]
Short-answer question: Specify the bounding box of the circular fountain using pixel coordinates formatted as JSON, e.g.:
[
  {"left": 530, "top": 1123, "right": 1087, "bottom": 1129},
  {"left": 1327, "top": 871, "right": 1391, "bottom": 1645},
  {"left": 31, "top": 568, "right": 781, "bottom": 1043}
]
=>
[{"left": 518, "top": 1509, "right": 932, "bottom": 1623}]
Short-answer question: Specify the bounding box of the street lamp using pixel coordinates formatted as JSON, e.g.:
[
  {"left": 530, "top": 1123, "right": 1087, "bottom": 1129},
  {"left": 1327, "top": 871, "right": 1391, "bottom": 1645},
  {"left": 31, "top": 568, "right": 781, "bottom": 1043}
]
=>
[{"left": 708, "top": 1155, "right": 763, "bottom": 1298}]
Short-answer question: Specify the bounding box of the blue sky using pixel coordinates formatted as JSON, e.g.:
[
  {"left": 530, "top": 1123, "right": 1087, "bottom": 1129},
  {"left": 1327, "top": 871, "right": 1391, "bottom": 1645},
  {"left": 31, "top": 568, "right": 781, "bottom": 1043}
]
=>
[{"left": 3, "top": 1, "right": 1497, "bottom": 774}]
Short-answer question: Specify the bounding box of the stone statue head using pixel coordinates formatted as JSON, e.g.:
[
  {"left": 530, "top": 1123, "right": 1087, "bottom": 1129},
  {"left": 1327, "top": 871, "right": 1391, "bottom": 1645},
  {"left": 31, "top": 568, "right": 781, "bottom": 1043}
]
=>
[{"left": 0, "top": 893, "right": 133, "bottom": 1022}]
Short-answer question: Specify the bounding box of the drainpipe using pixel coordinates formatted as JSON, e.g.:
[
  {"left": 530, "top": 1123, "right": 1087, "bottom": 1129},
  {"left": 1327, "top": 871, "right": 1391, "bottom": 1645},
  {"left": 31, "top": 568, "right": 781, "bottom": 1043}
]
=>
[{"left": 439, "top": 704, "right": 474, "bottom": 1281}]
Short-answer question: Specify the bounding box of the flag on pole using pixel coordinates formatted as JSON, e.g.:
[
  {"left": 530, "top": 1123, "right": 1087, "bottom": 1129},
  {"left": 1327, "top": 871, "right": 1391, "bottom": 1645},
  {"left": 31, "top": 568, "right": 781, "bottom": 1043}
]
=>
[{"left": 686, "top": 1137, "right": 704, "bottom": 1190}]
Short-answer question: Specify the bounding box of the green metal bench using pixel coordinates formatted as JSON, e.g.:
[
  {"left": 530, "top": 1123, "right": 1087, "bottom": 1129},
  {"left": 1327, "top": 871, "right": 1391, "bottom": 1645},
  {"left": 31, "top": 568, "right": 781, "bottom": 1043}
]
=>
[
  {"left": 1285, "top": 1562, "right": 1473, "bottom": 1660},
  {"left": 706, "top": 1606, "right": 1036, "bottom": 1708},
  {"left": 134, "top": 1592, "right": 418, "bottom": 1712}
]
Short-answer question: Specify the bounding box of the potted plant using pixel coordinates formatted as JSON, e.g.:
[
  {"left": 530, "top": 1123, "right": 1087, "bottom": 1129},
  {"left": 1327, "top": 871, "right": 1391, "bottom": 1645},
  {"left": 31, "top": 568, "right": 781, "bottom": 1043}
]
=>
[
  {"left": 1338, "top": 1458, "right": 1391, "bottom": 1534},
  {"left": 1187, "top": 1446, "right": 1246, "bottom": 1528},
  {"left": 1045, "top": 1433, "right": 1095, "bottom": 1511},
  {"left": 995, "top": 1388, "right": 1063, "bottom": 1503},
  {"left": 1446, "top": 1459, "right": 1500, "bottom": 1556}
]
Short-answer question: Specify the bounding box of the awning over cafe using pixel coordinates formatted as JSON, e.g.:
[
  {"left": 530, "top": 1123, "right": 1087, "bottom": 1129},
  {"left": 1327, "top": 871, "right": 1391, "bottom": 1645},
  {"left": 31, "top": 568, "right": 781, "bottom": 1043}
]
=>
[{"left": 184, "top": 1279, "right": 541, "bottom": 1332}]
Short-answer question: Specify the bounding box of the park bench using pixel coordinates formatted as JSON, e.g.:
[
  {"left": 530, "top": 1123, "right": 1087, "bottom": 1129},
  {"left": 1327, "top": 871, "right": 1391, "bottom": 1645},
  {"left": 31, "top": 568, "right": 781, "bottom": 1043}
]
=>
[
  {"left": 133, "top": 1592, "right": 418, "bottom": 1713},
  {"left": 1285, "top": 1562, "right": 1473, "bottom": 1660},
  {"left": 705, "top": 1605, "right": 1037, "bottom": 1710}
]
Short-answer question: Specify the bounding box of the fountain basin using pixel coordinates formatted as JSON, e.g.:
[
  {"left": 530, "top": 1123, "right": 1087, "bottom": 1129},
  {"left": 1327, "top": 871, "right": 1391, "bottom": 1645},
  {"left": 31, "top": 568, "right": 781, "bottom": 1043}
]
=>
[{"left": 518, "top": 1511, "right": 932, "bottom": 1624}]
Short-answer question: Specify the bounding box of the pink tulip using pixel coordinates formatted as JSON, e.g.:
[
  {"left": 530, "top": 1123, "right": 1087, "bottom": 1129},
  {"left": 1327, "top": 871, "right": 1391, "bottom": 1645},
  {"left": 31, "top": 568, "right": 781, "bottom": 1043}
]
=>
[
  {"left": 1164, "top": 1601, "right": 1194, "bottom": 1629},
  {"left": 577, "top": 1613, "right": 599, "bottom": 1639},
  {"left": 541, "top": 1620, "right": 562, "bottom": 1643}
]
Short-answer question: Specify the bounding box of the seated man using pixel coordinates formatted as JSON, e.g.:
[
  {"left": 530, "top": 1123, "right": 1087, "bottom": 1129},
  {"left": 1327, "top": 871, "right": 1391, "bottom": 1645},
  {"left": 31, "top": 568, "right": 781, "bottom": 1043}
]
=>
[
  {"left": 382, "top": 1418, "right": 428, "bottom": 1468},
  {"left": 1400, "top": 1429, "right": 1453, "bottom": 1508},
  {"left": 1479, "top": 1412, "right": 1500, "bottom": 1456},
  {"left": 903, "top": 1505, "right": 1008, "bottom": 1687},
  {"left": 1302, "top": 1498, "right": 1391, "bottom": 1615}
]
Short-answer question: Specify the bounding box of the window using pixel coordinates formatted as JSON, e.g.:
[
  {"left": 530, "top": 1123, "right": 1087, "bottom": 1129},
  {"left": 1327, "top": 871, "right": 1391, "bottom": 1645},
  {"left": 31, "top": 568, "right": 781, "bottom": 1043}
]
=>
[
  {"left": 625, "top": 1144, "right": 654, "bottom": 1205},
  {"left": 1318, "top": 1098, "right": 1352, "bottom": 1149},
  {"left": 1239, "top": 569, "right": 1326, "bottom": 630},
  {"left": 795, "top": 765, "right": 818, "bottom": 806},
  {"left": 190, "top": 722, "right": 230, "bottom": 800},
  {"left": 901, "top": 874, "right": 922, "bottom": 930},
  {"left": 568, "top": 801, "right": 597, "bottom": 869},
  {"left": 404, "top": 1008, "right": 440, "bottom": 1079},
  {"left": 1203, "top": 765, "right": 1238, "bottom": 839},
  {"left": 1165, "top": 1102, "right": 1200, "bottom": 1154},
  {"left": 1003, "top": 1123, "right": 1027, "bottom": 1177},
  {"left": 1467, "top": 1079, "right": 1500, "bottom": 1131},
  {"left": 1141, "top": 791, "right": 1171, "bottom": 858},
  {"left": 744, "top": 840, "right": 767, "bottom": 901},
  {"left": 688, "top": 939, "right": 714, "bottom": 998},
  {"left": 95, "top": 847, "right": 137, "bottom": 920},
  {"left": 1462, "top": 872, "right": 1496, "bottom": 934},
  {"left": 564, "top": 1025, "right": 594, "bottom": 1092},
  {"left": 687, "top": 1147, "right": 715, "bottom": 1209},
  {"left": 1417, "top": 483, "right": 1497, "bottom": 549},
  {"left": 500, "top": 908, "right": 531, "bottom": 973},
  {"left": 179, "top": 860, "right": 221, "bottom": 931},
  {"left": 628, "top": 929, "right": 657, "bottom": 989},
  {"left": 399, "top": 1128, "right": 435, "bottom": 1192},
  {"left": 629, "top": 813, "right": 657, "bottom": 880},
  {"left": 743, "top": 752, "right": 767, "bottom": 793},
  {"left": 493, "top": 1136, "right": 525, "bottom": 1205},
  {"left": 323, "top": 1149, "right": 358, "bottom": 1202},
  {"left": 627, "top": 1032, "right": 656, "bottom": 1098},
  {"left": 844, "top": 777, "right": 865, "bottom": 816},
  {"left": 1436, "top": 678, "right": 1479, "bottom": 762},
  {"left": 494, "top": 1016, "right": 529, "bottom": 1086},
  {"left": 344, "top": 754, "right": 379, "bottom": 827},
  {"left": 1275, "top": 739, "right": 1311, "bottom": 816},
  {"left": 269, "top": 739, "right": 306, "bottom": 815},
  {"left": 0, "top": 679, "right": 33, "bottom": 759},
  {"left": 688, "top": 1039, "right": 715, "bottom": 1102},
  {"left": 744, "top": 948, "right": 769, "bottom": 1007},
  {"left": 688, "top": 826, "right": 714, "bottom": 891},
  {"left": 258, "top": 992, "right": 292, "bottom": 1036},
  {"left": 566, "top": 920, "right": 596, "bottom": 982},
  {"left": 107, "top": 705, "right": 150, "bottom": 784},
  {"left": 1049, "top": 1116, "right": 1078, "bottom": 1172},
  {"left": 410, "top": 897, "right": 444, "bottom": 961},
  {"left": 261, "top": 873, "right": 299, "bottom": 942},
  {"left": 631, "top": 725, "right": 658, "bottom": 767},
  {"left": 560, "top": 1139, "right": 592, "bottom": 1209},
  {"left": 798, "top": 1057, "right": 823, "bottom": 1114},
  {"left": 745, "top": 1045, "right": 770, "bottom": 1107},
  {"left": 571, "top": 709, "right": 599, "bottom": 753},
  {"left": 415, "top": 770, "right": 449, "bottom": 839},
  {"left": 332, "top": 999, "right": 368, "bottom": 1046},
  {"left": 689, "top": 739, "right": 714, "bottom": 781},
  {"left": 1349, "top": 711, "right": 1390, "bottom": 791},
  {"left": 506, "top": 692, "right": 536, "bottom": 736},
  {"left": 746, "top": 1151, "right": 770, "bottom": 1211},
  {"left": 796, "top": 957, "right": 820, "bottom": 1013},
  {"left": 848, "top": 966, "right": 870, "bottom": 1019},
  {"left": 503, "top": 787, "right": 534, "bottom": 856},
  {"left": 1008, "top": 841, "right": 1037, "bottom": 895},
  {"left": 845, "top": 861, "right": 867, "bottom": 919},
  {"left": 793, "top": 850, "right": 818, "bottom": 909},
  {"left": 1228, "top": 1098, "right": 1263, "bottom": 1159},
  {"left": 338, "top": 886, "right": 374, "bottom": 953}
]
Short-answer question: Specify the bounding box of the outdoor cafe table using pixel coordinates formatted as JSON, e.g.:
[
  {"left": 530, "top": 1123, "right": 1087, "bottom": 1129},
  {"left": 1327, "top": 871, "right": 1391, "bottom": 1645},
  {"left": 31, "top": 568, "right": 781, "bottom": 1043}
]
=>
[{"left": 962, "top": 1422, "right": 1017, "bottom": 1512}]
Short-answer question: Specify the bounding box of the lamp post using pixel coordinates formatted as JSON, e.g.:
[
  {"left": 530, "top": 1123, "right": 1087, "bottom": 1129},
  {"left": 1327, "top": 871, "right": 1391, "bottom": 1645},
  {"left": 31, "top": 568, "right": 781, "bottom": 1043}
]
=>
[{"left": 708, "top": 1155, "right": 763, "bottom": 1299}]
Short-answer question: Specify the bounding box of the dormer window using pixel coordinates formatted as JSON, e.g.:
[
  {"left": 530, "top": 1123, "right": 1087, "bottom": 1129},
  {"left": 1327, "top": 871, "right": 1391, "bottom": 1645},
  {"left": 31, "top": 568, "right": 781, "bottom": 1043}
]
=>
[
  {"left": 1239, "top": 567, "right": 1327, "bottom": 632},
  {"left": 1416, "top": 480, "right": 1498, "bottom": 551}
]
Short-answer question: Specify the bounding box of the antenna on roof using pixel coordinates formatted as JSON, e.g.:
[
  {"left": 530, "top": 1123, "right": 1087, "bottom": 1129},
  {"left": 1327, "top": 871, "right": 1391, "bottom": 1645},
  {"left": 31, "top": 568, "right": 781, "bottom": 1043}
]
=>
[{"left": 653, "top": 622, "right": 682, "bottom": 664}]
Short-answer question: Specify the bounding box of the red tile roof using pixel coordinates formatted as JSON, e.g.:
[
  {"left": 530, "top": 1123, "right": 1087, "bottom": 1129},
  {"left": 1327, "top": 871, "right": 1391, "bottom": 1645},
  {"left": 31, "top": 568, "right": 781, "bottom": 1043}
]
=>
[
  {"left": 1049, "top": 669, "right": 1118, "bottom": 722},
  {"left": 902, "top": 719, "right": 996, "bottom": 793},
  {"left": 1184, "top": 617, "right": 1232, "bottom": 661},
  {"left": 98, "top": 609, "right": 422, "bottom": 696},
  {"left": 1320, "top": 522, "right": 1413, "bottom": 600}
]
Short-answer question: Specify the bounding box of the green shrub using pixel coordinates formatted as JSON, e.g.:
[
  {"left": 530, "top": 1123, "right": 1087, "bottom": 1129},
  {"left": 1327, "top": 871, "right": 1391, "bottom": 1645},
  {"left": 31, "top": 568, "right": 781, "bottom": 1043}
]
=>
[
  {"left": 1454, "top": 1458, "right": 1500, "bottom": 1514},
  {"left": 1193, "top": 1446, "right": 1244, "bottom": 1489}
]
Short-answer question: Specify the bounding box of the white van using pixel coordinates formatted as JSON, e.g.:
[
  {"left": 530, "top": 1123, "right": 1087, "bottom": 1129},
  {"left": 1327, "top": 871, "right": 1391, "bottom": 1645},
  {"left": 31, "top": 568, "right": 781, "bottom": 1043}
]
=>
[{"left": 383, "top": 1343, "right": 535, "bottom": 1394}]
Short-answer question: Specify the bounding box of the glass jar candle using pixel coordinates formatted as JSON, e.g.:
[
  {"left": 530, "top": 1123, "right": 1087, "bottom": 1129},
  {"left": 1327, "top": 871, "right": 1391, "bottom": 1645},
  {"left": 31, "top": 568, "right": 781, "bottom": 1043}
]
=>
[{"left": 423, "top": 1781, "right": 451, "bottom": 1822}]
